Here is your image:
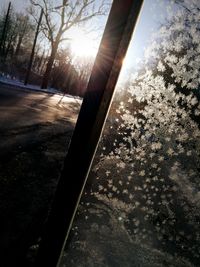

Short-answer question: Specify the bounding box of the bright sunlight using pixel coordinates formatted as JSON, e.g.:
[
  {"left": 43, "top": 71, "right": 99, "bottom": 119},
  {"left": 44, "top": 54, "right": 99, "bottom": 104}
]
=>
[{"left": 70, "top": 29, "right": 98, "bottom": 58}]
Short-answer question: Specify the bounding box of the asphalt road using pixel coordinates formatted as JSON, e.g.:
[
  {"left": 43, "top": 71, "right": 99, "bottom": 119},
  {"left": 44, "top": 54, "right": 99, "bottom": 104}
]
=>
[
  {"left": 0, "top": 83, "right": 81, "bottom": 128},
  {"left": 0, "top": 83, "right": 81, "bottom": 159},
  {"left": 0, "top": 83, "right": 81, "bottom": 266}
]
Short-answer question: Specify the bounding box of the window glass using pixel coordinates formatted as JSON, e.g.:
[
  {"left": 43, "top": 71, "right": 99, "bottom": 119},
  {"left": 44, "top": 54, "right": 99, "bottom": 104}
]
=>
[
  {"left": 0, "top": 0, "right": 112, "bottom": 265},
  {"left": 60, "top": 0, "right": 200, "bottom": 266}
]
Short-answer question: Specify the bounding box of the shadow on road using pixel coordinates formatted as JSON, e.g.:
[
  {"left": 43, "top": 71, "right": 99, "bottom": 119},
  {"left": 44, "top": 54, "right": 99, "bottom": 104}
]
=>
[{"left": 0, "top": 84, "right": 80, "bottom": 266}]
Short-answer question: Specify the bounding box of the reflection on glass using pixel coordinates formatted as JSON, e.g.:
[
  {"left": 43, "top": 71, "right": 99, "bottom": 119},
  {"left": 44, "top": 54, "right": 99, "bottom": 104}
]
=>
[
  {"left": 0, "top": 0, "right": 111, "bottom": 265},
  {"left": 60, "top": 0, "right": 200, "bottom": 266}
]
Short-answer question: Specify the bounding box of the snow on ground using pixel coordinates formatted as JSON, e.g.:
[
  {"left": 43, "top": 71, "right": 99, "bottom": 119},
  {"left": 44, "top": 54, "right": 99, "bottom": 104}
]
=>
[{"left": 0, "top": 72, "right": 82, "bottom": 100}]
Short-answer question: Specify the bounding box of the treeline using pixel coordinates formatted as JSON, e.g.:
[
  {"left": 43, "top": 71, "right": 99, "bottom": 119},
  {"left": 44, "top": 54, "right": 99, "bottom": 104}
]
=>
[
  {"left": 0, "top": 8, "right": 34, "bottom": 78},
  {"left": 0, "top": 2, "right": 95, "bottom": 97}
]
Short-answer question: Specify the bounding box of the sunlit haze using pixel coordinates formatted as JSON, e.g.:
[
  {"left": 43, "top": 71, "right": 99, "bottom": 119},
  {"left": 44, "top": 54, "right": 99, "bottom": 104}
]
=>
[{"left": 70, "top": 29, "right": 98, "bottom": 59}]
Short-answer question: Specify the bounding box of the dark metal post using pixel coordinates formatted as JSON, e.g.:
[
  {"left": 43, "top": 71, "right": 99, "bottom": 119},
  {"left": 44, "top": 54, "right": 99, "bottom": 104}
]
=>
[
  {"left": 36, "top": 0, "right": 144, "bottom": 266},
  {"left": 24, "top": 8, "right": 43, "bottom": 85},
  {"left": 0, "top": 2, "right": 11, "bottom": 56}
]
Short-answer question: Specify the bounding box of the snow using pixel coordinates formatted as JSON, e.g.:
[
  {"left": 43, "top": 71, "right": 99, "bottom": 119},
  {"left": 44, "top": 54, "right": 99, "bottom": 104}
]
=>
[{"left": 0, "top": 72, "right": 81, "bottom": 100}]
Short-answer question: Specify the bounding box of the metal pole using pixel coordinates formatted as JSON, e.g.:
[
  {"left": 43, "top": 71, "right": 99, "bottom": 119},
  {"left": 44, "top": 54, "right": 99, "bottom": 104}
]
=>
[
  {"left": 24, "top": 8, "right": 43, "bottom": 85},
  {"left": 0, "top": 2, "right": 11, "bottom": 56},
  {"left": 36, "top": 0, "right": 144, "bottom": 266}
]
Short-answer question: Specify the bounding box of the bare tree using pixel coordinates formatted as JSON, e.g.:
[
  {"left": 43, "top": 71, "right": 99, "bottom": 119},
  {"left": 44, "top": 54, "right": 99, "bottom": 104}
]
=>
[
  {"left": 14, "top": 14, "right": 34, "bottom": 57},
  {"left": 0, "top": 8, "right": 35, "bottom": 62},
  {"left": 30, "top": 0, "right": 108, "bottom": 89}
]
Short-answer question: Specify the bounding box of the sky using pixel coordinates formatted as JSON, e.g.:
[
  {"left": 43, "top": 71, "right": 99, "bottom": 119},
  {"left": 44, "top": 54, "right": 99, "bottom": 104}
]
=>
[
  {"left": 0, "top": 0, "right": 170, "bottom": 75},
  {"left": 121, "top": 0, "right": 170, "bottom": 71},
  {"left": 0, "top": 0, "right": 28, "bottom": 11},
  {"left": 0, "top": 0, "right": 168, "bottom": 47}
]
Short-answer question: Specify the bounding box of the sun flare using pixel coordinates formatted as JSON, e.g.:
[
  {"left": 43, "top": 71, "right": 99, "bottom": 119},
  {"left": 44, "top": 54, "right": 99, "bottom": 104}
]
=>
[{"left": 70, "top": 30, "right": 98, "bottom": 58}]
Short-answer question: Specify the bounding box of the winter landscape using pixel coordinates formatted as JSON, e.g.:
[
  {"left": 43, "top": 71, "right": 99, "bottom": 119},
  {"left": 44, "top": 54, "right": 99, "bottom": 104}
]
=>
[{"left": 0, "top": 0, "right": 200, "bottom": 266}]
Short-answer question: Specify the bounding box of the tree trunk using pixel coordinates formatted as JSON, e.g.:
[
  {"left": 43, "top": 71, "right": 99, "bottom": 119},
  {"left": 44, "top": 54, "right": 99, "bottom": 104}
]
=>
[
  {"left": 15, "top": 21, "right": 28, "bottom": 56},
  {"left": 15, "top": 35, "right": 23, "bottom": 56},
  {"left": 41, "top": 43, "right": 58, "bottom": 89},
  {"left": 38, "top": 49, "right": 45, "bottom": 73}
]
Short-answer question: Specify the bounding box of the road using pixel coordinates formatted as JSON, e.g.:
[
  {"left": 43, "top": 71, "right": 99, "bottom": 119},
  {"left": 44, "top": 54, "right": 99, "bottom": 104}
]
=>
[
  {"left": 0, "top": 83, "right": 81, "bottom": 266},
  {"left": 0, "top": 83, "right": 81, "bottom": 159},
  {"left": 0, "top": 83, "right": 80, "bottom": 128}
]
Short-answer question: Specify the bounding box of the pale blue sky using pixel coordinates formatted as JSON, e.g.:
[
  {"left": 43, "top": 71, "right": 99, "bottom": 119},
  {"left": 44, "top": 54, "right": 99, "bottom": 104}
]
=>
[
  {"left": 0, "top": 0, "right": 170, "bottom": 74},
  {"left": 122, "top": 0, "right": 169, "bottom": 71},
  {"left": 0, "top": 0, "right": 28, "bottom": 11}
]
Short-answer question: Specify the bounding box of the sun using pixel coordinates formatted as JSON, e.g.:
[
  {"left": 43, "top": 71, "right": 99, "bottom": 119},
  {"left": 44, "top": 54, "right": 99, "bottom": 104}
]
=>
[{"left": 70, "top": 30, "right": 98, "bottom": 58}]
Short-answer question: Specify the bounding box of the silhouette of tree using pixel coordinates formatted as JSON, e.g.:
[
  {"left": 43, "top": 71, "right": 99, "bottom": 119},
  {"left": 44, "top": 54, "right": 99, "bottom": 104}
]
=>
[{"left": 30, "top": 0, "right": 108, "bottom": 89}]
